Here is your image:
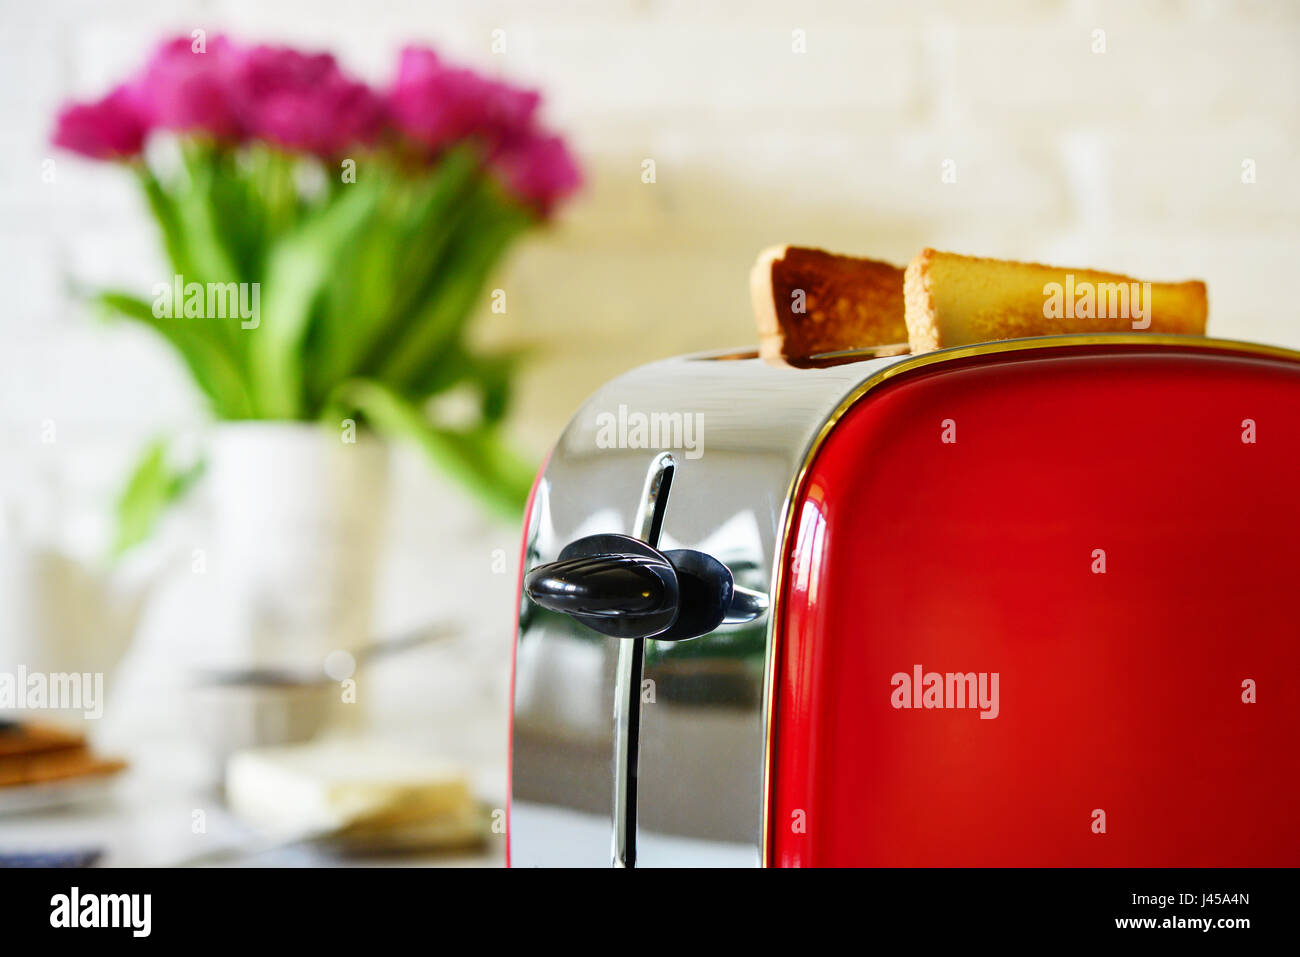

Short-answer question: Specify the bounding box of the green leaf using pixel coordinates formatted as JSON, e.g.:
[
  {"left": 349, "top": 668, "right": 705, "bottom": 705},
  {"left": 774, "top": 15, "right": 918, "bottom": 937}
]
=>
[
  {"left": 405, "top": 342, "right": 533, "bottom": 424},
  {"left": 136, "top": 162, "right": 251, "bottom": 388},
  {"left": 306, "top": 150, "right": 483, "bottom": 406},
  {"left": 327, "top": 378, "right": 534, "bottom": 519},
  {"left": 251, "top": 181, "right": 381, "bottom": 418},
  {"left": 464, "top": 346, "right": 532, "bottom": 424},
  {"left": 373, "top": 189, "right": 532, "bottom": 391},
  {"left": 112, "top": 438, "right": 203, "bottom": 558},
  {"left": 174, "top": 142, "right": 242, "bottom": 283},
  {"left": 134, "top": 166, "right": 192, "bottom": 277},
  {"left": 95, "top": 291, "right": 255, "bottom": 419}
]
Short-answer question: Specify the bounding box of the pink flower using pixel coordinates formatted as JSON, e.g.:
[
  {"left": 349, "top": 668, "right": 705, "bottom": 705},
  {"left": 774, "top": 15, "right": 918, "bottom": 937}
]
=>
[
  {"left": 388, "top": 46, "right": 539, "bottom": 153},
  {"left": 132, "top": 35, "right": 244, "bottom": 138},
  {"left": 387, "top": 45, "right": 580, "bottom": 213},
  {"left": 491, "top": 132, "right": 583, "bottom": 215},
  {"left": 51, "top": 85, "right": 148, "bottom": 159},
  {"left": 253, "top": 77, "right": 385, "bottom": 154},
  {"left": 394, "top": 45, "right": 441, "bottom": 87},
  {"left": 69, "top": 35, "right": 385, "bottom": 156},
  {"left": 236, "top": 45, "right": 385, "bottom": 153},
  {"left": 50, "top": 34, "right": 581, "bottom": 204}
]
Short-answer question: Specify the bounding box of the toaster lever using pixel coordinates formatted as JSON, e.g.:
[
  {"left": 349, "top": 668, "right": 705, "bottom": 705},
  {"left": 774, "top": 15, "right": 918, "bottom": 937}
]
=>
[
  {"left": 524, "top": 533, "right": 765, "bottom": 641},
  {"left": 524, "top": 534, "right": 680, "bottom": 639}
]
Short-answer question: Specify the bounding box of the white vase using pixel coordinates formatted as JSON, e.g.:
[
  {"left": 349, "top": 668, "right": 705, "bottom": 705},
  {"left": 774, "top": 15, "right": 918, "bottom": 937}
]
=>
[{"left": 203, "top": 422, "right": 389, "bottom": 674}]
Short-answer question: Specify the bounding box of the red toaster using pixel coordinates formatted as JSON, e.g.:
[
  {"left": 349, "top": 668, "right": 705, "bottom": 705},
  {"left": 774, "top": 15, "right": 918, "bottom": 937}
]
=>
[{"left": 507, "top": 334, "right": 1300, "bottom": 867}]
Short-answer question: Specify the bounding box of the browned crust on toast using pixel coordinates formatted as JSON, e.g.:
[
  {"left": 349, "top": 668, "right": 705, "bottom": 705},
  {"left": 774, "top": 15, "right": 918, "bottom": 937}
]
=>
[
  {"left": 0, "top": 723, "right": 126, "bottom": 788},
  {"left": 750, "top": 246, "right": 907, "bottom": 362},
  {"left": 0, "top": 746, "right": 126, "bottom": 788},
  {"left": 0, "top": 722, "right": 84, "bottom": 758}
]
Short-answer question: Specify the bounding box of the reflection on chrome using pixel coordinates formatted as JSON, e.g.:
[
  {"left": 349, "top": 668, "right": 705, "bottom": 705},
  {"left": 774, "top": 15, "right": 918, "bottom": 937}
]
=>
[{"left": 510, "top": 347, "right": 909, "bottom": 866}]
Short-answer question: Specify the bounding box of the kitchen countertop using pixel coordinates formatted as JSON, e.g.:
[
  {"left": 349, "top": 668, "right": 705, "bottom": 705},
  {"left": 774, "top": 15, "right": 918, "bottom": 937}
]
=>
[{"left": 0, "top": 702, "right": 510, "bottom": 868}]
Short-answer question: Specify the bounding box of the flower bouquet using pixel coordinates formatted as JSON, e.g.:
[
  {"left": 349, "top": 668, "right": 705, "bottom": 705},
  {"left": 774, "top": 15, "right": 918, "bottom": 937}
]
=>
[{"left": 53, "top": 35, "right": 581, "bottom": 555}]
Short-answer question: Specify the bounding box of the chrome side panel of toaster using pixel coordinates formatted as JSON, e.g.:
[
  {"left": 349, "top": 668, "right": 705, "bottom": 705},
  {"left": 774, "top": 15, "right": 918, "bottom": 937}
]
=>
[{"left": 510, "top": 349, "right": 907, "bottom": 866}]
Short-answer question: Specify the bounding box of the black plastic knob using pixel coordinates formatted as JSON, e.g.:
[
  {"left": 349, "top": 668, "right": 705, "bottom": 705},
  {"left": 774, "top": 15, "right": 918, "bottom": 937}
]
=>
[
  {"left": 524, "top": 538, "right": 680, "bottom": 640},
  {"left": 525, "top": 534, "right": 681, "bottom": 639},
  {"left": 523, "top": 533, "right": 744, "bottom": 642},
  {"left": 524, "top": 554, "right": 673, "bottom": 619}
]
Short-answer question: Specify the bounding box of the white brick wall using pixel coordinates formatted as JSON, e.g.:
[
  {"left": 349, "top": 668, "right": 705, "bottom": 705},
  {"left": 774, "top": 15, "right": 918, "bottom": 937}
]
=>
[
  {"left": 7, "top": 0, "right": 1299, "bottom": 441},
  {"left": 3, "top": 0, "right": 1299, "bottom": 754}
]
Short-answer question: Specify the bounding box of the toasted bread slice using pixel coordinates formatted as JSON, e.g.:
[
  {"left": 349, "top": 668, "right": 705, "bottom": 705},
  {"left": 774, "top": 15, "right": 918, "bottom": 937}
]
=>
[
  {"left": 751, "top": 246, "right": 907, "bottom": 362},
  {"left": 0, "top": 722, "right": 126, "bottom": 788},
  {"left": 904, "top": 249, "right": 1208, "bottom": 353},
  {"left": 0, "top": 721, "right": 84, "bottom": 757},
  {"left": 0, "top": 745, "right": 126, "bottom": 788}
]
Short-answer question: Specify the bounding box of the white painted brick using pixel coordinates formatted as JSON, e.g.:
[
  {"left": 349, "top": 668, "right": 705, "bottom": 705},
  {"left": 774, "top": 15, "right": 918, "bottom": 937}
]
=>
[
  {"left": 0, "top": 324, "right": 203, "bottom": 431},
  {"left": 1084, "top": 122, "right": 1300, "bottom": 230},
  {"left": 496, "top": 19, "right": 918, "bottom": 124},
  {"left": 0, "top": 19, "right": 64, "bottom": 108},
  {"left": 1128, "top": 0, "right": 1300, "bottom": 25},
  {"left": 0, "top": 235, "right": 62, "bottom": 332},
  {"left": 944, "top": 21, "right": 1300, "bottom": 119},
  {"left": 652, "top": 0, "right": 1066, "bottom": 28},
  {"left": 209, "top": 0, "right": 489, "bottom": 82},
  {"left": 65, "top": 25, "right": 187, "bottom": 95},
  {"left": 62, "top": 220, "right": 164, "bottom": 293},
  {"left": 0, "top": 141, "right": 143, "bottom": 225},
  {"left": 554, "top": 123, "right": 1072, "bottom": 247}
]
